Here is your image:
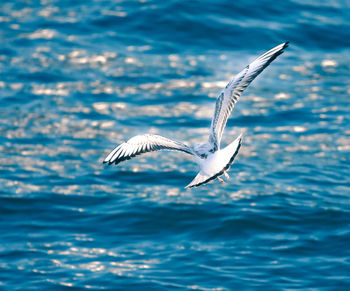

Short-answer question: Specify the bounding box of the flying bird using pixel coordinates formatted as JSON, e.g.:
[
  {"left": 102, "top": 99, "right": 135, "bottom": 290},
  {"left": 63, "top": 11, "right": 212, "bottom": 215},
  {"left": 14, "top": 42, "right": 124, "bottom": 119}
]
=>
[{"left": 103, "top": 42, "right": 289, "bottom": 188}]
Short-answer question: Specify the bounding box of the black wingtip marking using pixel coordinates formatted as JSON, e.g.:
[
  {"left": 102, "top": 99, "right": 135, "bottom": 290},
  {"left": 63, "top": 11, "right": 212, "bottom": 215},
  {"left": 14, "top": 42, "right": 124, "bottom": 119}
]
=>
[{"left": 282, "top": 41, "right": 289, "bottom": 50}]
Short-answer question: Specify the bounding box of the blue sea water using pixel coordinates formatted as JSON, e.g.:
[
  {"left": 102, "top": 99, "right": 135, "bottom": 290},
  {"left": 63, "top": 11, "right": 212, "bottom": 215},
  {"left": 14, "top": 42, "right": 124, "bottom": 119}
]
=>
[{"left": 1, "top": 0, "right": 350, "bottom": 289}]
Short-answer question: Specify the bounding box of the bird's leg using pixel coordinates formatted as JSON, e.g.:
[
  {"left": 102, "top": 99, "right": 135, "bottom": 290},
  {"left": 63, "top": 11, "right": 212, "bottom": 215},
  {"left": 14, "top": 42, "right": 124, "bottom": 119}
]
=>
[
  {"left": 224, "top": 171, "right": 230, "bottom": 179},
  {"left": 218, "top": 177, "right": 225, "bottom": 183}
]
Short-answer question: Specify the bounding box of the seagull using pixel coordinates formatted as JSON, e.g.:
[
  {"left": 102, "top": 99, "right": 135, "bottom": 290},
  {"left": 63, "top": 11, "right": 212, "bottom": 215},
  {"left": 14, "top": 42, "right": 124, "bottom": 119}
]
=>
[{"left": 103, "top": 42, "right": 289, "bottom": 188}]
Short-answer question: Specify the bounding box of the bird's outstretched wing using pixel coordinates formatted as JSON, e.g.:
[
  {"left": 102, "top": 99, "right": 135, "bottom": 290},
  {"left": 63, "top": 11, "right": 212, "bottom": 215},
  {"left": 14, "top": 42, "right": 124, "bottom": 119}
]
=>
[
  {"left": 209, "top": 42, "right": 289, "bottom": 151},
  {"left": 103, "top": 134, "right": 194, "bottom": 165}
]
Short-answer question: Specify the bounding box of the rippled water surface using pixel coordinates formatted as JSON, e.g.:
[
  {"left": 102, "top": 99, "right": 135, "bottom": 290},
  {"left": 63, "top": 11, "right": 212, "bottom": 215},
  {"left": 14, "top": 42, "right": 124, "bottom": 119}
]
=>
[{"left": 1, "top": 0, "right": 350, "bottom": 289}]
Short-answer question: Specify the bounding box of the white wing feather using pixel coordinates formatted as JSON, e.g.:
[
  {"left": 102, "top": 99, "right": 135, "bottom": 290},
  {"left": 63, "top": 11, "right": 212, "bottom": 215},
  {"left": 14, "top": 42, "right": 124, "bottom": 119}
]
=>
[
  {"left": 103, "top": 134, "right": 194, "bottom": 165},
  {"left": 209, "top": 42, "right": 289, "bottom": 151}
]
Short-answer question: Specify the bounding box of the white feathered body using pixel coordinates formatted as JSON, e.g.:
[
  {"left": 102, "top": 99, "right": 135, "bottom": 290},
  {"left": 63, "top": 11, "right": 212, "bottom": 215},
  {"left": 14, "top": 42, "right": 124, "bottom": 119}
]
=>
[
  {"left": 198, "top": 136, "right": 241, "bottom": 177},
  {"left": 187, "top": 134, "right": 242, "bottom": 188}
]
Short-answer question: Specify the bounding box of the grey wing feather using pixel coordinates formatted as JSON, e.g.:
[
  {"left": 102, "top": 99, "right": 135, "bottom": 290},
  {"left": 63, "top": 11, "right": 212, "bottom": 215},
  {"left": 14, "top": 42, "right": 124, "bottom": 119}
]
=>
[
  {"left": 103, "top": 134, "right": 194, "bottom": 165},
  {"left": 209, "top": 42, "right": 289, "bottom": 151}
]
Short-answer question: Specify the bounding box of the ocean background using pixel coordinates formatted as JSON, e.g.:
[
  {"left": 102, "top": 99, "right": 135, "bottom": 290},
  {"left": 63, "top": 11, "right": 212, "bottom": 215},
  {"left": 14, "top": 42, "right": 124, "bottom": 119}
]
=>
[{"left": 1, "top": 0, "right": 350, "bottom": 289}]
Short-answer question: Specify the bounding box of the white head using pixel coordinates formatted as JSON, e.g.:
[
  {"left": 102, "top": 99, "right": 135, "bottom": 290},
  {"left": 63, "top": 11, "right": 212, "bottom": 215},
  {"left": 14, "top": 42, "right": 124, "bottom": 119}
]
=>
[{"left": 193, "top": 143, "right": 213, "bottom": 158}]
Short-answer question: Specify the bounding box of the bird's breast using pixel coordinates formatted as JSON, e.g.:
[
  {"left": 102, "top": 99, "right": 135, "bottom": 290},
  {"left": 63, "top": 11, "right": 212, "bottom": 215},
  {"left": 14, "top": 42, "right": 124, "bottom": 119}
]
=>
[{"left": 199, "top": 150, "right": 227, "bottom": 177}]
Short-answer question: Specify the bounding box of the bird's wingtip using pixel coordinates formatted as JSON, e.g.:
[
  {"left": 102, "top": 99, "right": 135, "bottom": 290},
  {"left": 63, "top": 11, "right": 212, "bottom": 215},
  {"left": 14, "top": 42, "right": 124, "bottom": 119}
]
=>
[
  {"left": 103, "top": 158, "right": 114, "bottom": 165},
  {"left": 237, "top": 129, "right": 246, "bottom": 141}
]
